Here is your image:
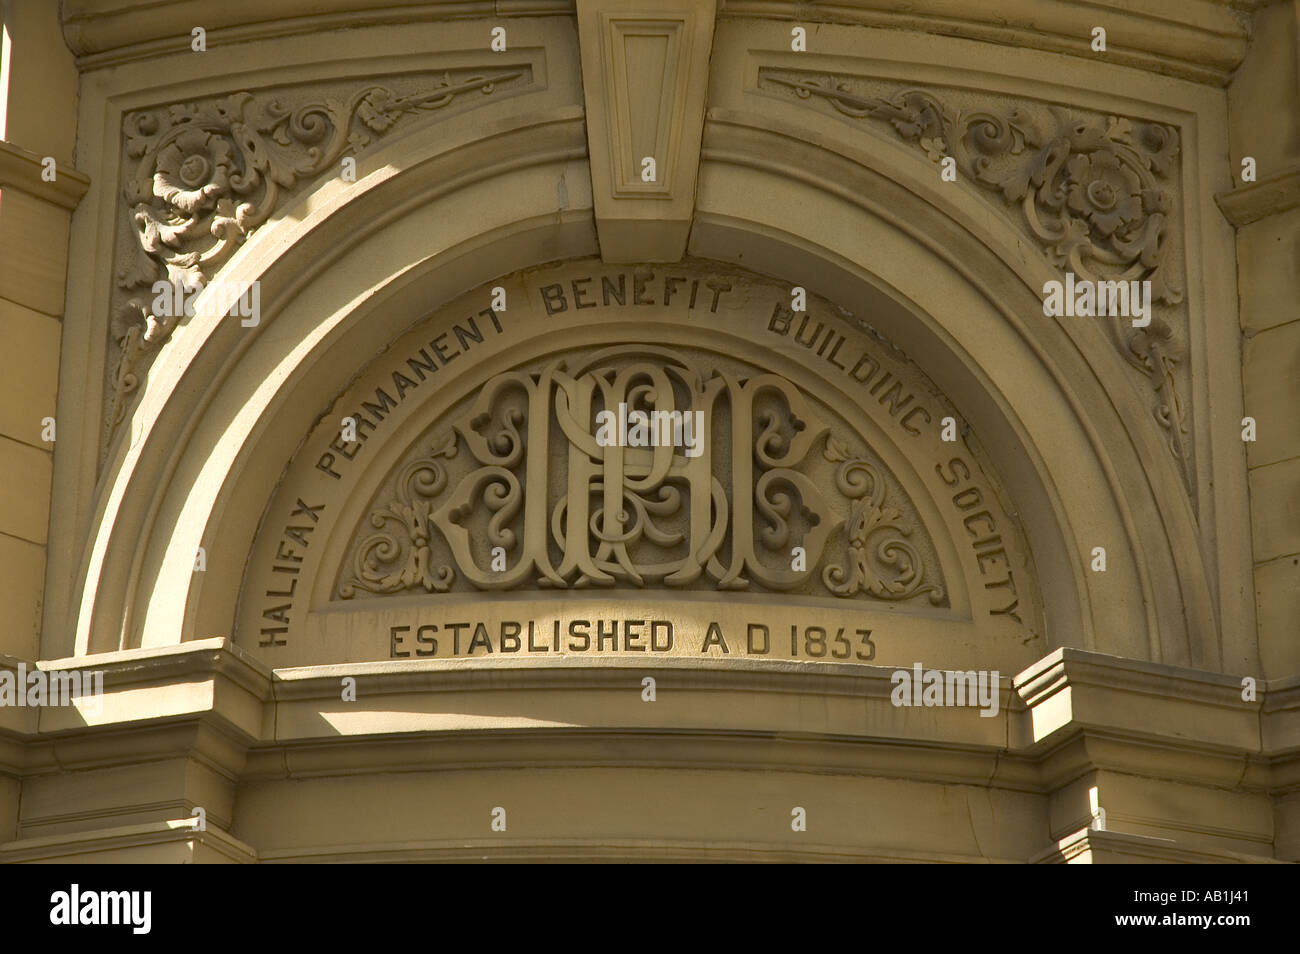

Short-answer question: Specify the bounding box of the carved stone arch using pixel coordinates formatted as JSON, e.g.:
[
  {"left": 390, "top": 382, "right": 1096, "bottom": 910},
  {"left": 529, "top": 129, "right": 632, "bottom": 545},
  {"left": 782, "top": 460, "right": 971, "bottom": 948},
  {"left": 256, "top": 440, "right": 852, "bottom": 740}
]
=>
[
  {"left": 62, "top": 59, "right": 1213, "bottom": 679},
  {"left": 233, "top": 262, "right": 1045, "bottom": 672}
]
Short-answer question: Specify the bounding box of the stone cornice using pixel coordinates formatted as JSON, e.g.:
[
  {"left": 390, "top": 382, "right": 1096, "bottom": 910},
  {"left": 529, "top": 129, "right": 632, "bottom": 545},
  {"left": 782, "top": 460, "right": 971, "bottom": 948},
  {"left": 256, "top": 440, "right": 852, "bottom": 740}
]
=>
[
  {"left": 38, "top": 636, "right": 274, "bottom": 701},
  {"left": 0, "top": 642, "right": 1295, "bottom": 793},
  {"left": 1215, "top": 164, "right": 1300, "bottom": 227},
  {"left": 60, "top": 0, "right": 1250, "bottom": 84},
  {"left": 0, "top": 141, "right": 90, "bottom": 211},
  {"left": 0, "top": 638, "right": 271, "bottom": 750},
  {"left": 1016, "top": 646, "right": 1253, "bottom": 709},
  {"left": 1014, "top": 647, "right": 1264, "bottom": 759},
  {"left": 1032, "top": 826, "right": 1285, "bottom": 863},
  {"left": 0, "top": 818, "right": 258, "bottom": 864}
]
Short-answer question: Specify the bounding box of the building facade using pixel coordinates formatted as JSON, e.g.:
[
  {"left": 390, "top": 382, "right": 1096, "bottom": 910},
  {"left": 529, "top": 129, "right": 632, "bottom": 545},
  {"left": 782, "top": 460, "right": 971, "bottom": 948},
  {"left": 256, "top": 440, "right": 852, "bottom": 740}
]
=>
[{"left": 0, "top": 0, "right": 1296, "bottom": 862}]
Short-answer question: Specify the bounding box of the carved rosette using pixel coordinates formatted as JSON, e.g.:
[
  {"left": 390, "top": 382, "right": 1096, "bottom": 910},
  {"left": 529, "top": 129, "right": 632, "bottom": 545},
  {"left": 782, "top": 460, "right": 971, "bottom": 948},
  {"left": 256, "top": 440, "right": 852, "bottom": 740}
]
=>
[
  {"left": 759, "top": 70, "right": 1193, "bottom": 489},
  {"left": 105, "top": 68, "right": 531, "bottom": 458},
  {"left": 337, "top": 346, "right": 946, "bottom": 604}
]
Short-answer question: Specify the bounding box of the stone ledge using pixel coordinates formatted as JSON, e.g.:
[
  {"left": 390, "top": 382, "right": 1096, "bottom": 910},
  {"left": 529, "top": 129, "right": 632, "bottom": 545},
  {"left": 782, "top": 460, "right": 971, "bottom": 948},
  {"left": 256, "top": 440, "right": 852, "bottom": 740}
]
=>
[
  {"left": 0, "top": 818, "right": 257, "bottom": 863},
  {"left": 0, "top": 141, "right": 90, "bottom": 211},
  {"left": 724, "top": 0, "right": 1250, "bottom": 86},
  {"left": 258, "top": 835, "right": 1020, "bottom": 863},
  {"left": 63, "top": 0, "right": 575, "bottom": 67},
  {"left": 1015, "top": 647, "right": 1262, "bottom": 754},
  {"left": 0, "top": 641, "right": 1292, "bottom": 789},
  {"left": 1033, "top": 825, "right": 1285, "bottom": 863},
  {"left": 0, "top": 642, "right": 1292, "bottom": 860},
  {"left": 1215, "top": 165, "right": 1300, "bottom": 228}
]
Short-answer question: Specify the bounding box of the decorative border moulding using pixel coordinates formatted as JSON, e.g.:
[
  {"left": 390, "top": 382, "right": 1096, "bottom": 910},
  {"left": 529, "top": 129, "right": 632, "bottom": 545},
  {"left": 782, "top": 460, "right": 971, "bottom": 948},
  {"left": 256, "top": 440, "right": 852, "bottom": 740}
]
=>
[
  {"left": 719, "top": 0, "right": 1249, "bottom": 86},
  {"left": 61, "top": 1, "right": 578, "bottom": 66},
  {"left": 757, "top": 66, "right": 1197, "bottom": 496},
  {"left": 59, "top": 0, "right": 1250, "bottom": 84}
]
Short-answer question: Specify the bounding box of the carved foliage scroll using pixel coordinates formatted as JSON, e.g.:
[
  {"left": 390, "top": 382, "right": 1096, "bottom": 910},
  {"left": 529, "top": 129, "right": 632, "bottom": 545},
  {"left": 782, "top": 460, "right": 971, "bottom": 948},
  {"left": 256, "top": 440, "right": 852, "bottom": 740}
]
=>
[
  {"left": 106, "top": 67, "right": 532, "bottom": 457},
  {"left": 759, "top": 69, "right": 1194, "bottom": 489}
]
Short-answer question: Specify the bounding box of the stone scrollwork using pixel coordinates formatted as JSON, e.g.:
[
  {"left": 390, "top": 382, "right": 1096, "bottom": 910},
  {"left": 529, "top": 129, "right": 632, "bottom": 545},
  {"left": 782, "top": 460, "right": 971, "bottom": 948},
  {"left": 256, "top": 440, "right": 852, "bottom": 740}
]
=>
[
  {"left": 337, "top": 346, "right": 947, "bottom": 604},
  {"left": 759, "top": 69, "right": 1193, "bottom": 487},
  {"left": 339, "top": 434, "right": 458, "bottom": 598},
  {"left": 105, "top": 68, "right": 531, "bottom": 455},
  {"left": 822, "top": 436, "right": 945, "bottom": 604}
]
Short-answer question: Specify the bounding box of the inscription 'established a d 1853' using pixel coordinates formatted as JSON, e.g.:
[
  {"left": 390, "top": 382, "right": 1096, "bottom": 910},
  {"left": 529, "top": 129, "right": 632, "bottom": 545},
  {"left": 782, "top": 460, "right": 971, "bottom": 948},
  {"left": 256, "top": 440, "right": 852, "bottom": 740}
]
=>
[{"left": 386, "top": 618, "right": 876, "bottom": 661}]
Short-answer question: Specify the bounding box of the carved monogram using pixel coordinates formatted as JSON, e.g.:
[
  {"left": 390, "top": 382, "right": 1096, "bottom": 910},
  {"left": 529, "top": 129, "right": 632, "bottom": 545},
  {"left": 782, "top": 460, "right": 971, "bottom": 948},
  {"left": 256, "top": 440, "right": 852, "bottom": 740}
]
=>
[
  {"left": 759, "top": 69, "right": 1193, "bottom": 486},
  {"left": 337, "top": 346, "right": 946, "bottom": 603},
  {"left": 106, "top": 68, "right": 531, "bottom": 457}
]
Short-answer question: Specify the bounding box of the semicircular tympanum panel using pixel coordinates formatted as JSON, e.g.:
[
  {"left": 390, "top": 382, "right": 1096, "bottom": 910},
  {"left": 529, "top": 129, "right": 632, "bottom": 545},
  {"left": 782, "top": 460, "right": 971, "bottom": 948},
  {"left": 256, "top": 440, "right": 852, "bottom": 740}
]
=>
[{"left": 237, "top": 260, "right": 1042, "bottom": 671}]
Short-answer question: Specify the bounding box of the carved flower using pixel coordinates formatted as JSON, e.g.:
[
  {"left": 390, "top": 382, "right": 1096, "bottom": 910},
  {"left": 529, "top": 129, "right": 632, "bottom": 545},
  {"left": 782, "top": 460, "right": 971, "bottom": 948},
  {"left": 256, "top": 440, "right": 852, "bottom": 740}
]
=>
[
  {"left": 152, "top": 127, "right": 236, "bottom": 215},
  {"left": 1065, "top": 151, "right": 1143, "bottom": 237},
  {"left": 356, "top": 89, "right": 401, "bottom": 133}
]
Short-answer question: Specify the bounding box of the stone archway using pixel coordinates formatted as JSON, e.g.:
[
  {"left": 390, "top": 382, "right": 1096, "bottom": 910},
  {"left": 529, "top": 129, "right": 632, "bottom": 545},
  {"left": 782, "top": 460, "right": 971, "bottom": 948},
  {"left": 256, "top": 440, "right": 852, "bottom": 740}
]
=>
[{"left": 70, "top": 121, "right": 1200, "bottom": 674}]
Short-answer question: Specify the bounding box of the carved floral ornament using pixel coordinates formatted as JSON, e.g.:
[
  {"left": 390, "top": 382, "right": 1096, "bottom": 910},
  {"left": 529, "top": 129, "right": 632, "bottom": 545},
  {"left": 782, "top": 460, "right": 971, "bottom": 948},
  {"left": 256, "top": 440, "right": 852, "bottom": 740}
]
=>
[
  {"left": 105, "top": 68, "right": 532, "bottom": 455},
  {"left": 758, "top": 70, "right": 1193, "bottom": 488},
  {"left": 337, "top": 346, "right": 947, "bottom": 604}
]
